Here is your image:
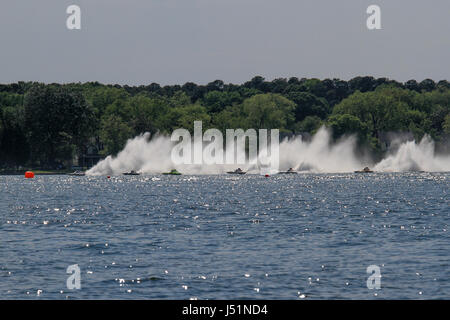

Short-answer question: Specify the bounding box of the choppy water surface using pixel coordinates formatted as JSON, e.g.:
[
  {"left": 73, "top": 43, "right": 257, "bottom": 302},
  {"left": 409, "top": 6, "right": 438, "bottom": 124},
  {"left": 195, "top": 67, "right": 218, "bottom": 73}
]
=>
[{"left": 0, "top": 173, "right": 449, "bottom": 299}]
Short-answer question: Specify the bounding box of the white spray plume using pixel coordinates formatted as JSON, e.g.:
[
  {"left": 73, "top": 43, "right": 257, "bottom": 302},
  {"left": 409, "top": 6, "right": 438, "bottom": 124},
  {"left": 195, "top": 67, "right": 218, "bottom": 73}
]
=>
[
  {"left": 86, "top": 127, "right": 450, "bottom": 175},
  {"left": 374, "top": 135, "right": 450, "bottom": 172},
  {"left": 277, "top": 127, "right": 365, "bottom": 173}
]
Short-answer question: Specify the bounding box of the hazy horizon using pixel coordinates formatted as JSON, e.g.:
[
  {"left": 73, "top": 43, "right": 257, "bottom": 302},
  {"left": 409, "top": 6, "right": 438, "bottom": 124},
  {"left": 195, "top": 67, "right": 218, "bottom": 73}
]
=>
[{"left": 0, "top": 75, "right": 448, "bottom": 87}]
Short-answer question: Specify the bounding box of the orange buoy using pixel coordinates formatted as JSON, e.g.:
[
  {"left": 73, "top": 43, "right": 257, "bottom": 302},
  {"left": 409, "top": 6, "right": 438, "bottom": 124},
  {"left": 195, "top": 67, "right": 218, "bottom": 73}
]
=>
[{"left": 25, "top": 171, "right": 35, "bottom": 179}]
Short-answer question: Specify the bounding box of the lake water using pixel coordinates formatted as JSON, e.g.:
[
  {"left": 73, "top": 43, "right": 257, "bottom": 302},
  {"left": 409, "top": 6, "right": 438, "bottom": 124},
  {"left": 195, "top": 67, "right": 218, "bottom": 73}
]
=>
[{"left": 0, "top": 173, "right": 449, "bottom": 299}]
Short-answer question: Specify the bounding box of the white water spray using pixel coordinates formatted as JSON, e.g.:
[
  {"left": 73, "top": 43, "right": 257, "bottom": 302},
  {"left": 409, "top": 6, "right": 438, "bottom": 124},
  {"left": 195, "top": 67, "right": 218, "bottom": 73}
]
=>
[
  {"left": 374, "top": 135, "right": 450, "bottom": 172},
  {"left": 86, "top": 127, "right": 450, "bottom": 175}
]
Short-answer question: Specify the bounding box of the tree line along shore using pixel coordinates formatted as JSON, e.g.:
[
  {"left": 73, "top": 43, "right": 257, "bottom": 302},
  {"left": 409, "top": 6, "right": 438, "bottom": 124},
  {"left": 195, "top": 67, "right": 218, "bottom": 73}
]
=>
[{"left": 0, "top": 76, "right": 449, "bottom": 171}]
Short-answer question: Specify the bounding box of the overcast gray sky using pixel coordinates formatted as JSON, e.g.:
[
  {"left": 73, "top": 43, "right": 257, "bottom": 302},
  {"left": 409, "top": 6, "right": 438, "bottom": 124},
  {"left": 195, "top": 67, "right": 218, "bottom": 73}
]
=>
[{"left": 0, "top": 0, "right": 448, "bottom": 85}]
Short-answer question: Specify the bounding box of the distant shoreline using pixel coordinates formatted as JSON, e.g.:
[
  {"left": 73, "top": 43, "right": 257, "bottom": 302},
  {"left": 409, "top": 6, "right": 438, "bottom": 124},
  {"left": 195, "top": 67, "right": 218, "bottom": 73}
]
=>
[{"left": 0, "top": 170, "right": 72, "bottom": 176}]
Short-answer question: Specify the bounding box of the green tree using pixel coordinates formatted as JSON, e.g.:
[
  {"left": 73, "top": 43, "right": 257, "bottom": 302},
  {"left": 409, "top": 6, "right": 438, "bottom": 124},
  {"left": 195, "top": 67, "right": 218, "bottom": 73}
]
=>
[
  {"left": 99, "top": 114, "right": 133, "bottom": 156},
  {"left": 333, "top": 89, "right": 404, "bottom": 138},
  {"left": 168, "top": 91, "right": 192, "bottom": 108},
  {"left": 286, "top": 91, "right": 330, "bottom": 121},
  {"left": 443, "top": 114, "right": 450, "bottom": 136},
  {"left": 202, "top": 91, "right": 242, "bottom": 113},
  {"left": 163, "top": 104, "right": 211, "bottom": 132},
  {"left": 128, "top": 95, "right": 169, "bottom": 135},
  {"left": 241, "top": 93, "right": 295, "bottom": 131},
  {"left": 327, "top": 114, "right": 369, "bottom": 141},
  {"left": 212, "top": 104, "right": 246, "bottom": 132},
  {"left": 0, "top": 97, "right": 30, "bottom": 166},
  {"left": 331, "top": 86, "right": 436, "bottom": 150},
  {"left": 85, "top": 86, "right": 130, "bottom": 117},
  {"left": 294, "top": 116, "right": 323, "bottom": 134},
  {"left": 24, "top": 84, "right": 95, "bottom": 166}
]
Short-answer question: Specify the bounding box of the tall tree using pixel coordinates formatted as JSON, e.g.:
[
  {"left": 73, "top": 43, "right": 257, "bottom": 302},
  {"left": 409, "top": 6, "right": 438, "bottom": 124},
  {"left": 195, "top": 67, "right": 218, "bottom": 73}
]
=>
[
  {"left": 241, "top": 93, "right": 295, "bottom": 130},
  {"left": 24, "top": 84, "right": 95, "bottom": 166}
]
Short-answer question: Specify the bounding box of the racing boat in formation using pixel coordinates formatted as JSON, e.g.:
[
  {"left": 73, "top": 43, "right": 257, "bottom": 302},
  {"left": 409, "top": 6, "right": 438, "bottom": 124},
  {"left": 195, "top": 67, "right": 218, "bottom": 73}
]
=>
[
  {"left": 162, "top": 169, "right": 182, "bottom": 175},
  {"left": 67, "top": 170, "right": 86, "bottom": 176},
  {"left": 278, "top": 168, "right": 297, "bottom": 174},
  {"left": 227, "top": 168, "right": 246, "bottom": 175},
  {"left": 123, "top": 170, "right": 140, "bottom": 175}
]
